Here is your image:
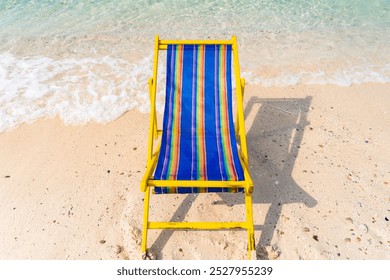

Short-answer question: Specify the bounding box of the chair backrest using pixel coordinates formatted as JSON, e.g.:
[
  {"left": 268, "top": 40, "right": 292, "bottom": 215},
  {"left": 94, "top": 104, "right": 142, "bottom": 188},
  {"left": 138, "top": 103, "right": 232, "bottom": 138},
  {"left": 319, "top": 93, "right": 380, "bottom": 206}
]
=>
[{"left": 153, "top": 44, "right": 244, "bottom": 185}]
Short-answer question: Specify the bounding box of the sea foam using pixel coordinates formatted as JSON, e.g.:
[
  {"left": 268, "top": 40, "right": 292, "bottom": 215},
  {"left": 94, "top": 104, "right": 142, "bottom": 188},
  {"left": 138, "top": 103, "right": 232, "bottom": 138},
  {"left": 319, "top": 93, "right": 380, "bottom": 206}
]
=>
[
  {"left": 243, "top": 64, "right": 390, "bottom": 87},
  {"left": 0, "top": 52, "right": 167, "bottom": 132},
  {"left": 1, "top": 51, "right": 390, "bottom": 133}
]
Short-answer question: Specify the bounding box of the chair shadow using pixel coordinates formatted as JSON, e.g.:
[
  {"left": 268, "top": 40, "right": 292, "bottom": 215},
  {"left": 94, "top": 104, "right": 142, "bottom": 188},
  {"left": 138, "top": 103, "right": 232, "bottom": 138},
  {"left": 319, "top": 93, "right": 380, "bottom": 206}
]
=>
[
  {"left": 220, "top": 95, "right": 318, "bottom": 259},
  {"left": 149, "top": 95, "right": 318, "bottom": 260},
  {"left": 148, "top": 194, "right": 197, "bottom": 259}
]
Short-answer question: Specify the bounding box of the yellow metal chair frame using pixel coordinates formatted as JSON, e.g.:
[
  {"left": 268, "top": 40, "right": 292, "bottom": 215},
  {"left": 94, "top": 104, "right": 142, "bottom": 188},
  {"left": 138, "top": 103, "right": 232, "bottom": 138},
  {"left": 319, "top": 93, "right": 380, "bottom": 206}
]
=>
[{"left": 140, "top": 35, "right": 255, "bottom": 259}]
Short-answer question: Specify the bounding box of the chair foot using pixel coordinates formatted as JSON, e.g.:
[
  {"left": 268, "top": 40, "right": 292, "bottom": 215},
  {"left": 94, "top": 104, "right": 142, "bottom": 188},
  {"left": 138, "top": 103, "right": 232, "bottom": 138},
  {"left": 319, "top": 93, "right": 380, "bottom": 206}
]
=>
[{"left": 142, "top": 250, "right": 156, "bottom": 260}]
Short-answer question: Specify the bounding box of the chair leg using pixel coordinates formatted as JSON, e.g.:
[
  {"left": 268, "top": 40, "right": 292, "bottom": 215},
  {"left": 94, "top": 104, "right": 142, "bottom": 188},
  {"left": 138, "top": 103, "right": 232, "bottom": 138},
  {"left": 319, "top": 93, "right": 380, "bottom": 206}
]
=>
[
  {"left": 141, "top": 187, "right": 151, "bottom": 257},
  {"left": 245, "top": 190, "right": 255, "bottom": 259}
]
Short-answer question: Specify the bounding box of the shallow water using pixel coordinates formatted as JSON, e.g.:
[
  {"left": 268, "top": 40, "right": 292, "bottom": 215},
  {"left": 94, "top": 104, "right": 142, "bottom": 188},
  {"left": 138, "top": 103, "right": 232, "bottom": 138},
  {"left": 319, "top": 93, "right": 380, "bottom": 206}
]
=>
[{"left": 1, "top": 0, "right": 390, "bottom": 131}]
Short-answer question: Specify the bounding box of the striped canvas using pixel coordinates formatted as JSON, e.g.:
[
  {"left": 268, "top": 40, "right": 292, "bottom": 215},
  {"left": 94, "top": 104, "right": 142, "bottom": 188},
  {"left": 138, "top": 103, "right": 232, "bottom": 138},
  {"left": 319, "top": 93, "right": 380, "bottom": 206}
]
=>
[{"left": 153, "top": 44, "right": 244, "bottom": 194}]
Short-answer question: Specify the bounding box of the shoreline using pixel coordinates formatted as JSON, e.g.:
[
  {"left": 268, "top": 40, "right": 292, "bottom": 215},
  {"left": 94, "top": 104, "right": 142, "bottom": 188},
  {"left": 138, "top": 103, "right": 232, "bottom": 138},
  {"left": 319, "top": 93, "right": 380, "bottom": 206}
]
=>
[{"left": 1, "top": 83, "right": 389, "bottom": 259}]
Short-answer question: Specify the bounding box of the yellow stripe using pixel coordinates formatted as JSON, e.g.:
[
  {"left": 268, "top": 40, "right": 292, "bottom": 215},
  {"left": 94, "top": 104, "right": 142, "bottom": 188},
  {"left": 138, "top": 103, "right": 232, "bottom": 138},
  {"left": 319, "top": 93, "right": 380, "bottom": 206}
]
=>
[{"left": 167, "top": 45, "right": 183, "bottom": 184}]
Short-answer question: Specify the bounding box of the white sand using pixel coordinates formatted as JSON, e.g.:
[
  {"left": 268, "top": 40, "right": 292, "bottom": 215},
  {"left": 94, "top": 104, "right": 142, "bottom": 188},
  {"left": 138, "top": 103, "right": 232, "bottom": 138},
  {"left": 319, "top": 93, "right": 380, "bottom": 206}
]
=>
[{"left": 0, "top": 83, "right": 389, "bottom": 259}]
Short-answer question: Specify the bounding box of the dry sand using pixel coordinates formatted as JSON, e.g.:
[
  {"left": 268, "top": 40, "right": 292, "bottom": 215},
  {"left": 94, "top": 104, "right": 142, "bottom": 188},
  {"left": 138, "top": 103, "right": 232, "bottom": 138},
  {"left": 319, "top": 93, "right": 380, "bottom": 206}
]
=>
[{"left": 0, "top": 83, "right": 389, "bottom": 260}]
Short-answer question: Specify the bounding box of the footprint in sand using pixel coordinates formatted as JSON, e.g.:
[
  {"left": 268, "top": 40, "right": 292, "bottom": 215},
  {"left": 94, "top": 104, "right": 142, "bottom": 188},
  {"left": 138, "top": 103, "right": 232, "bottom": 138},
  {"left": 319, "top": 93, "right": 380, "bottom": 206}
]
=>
[{"left": 129, "top": 226, "right": 142, "bottom": 246}]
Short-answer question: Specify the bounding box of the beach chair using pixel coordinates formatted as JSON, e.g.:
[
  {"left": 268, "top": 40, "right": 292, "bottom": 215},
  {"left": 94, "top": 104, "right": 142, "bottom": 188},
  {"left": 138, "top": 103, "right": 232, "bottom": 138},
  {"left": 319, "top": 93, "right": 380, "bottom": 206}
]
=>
[{"left": 140, "top": 35, "right": 255, "bottom": 259}]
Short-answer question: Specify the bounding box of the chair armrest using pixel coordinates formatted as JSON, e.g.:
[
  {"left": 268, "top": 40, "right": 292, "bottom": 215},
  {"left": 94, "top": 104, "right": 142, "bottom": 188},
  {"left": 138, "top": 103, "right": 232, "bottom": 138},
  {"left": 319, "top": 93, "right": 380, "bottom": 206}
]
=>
[
  {"left": 140, "top": 139, "right": 161, "bottom": 192},
  {"left": 240, "top": 78, "right": 245, "bottom": 99},
  {"left": 140, "top": 153, "right": 159, "bottom": 192},
  {"left": 149, "top": 78, "right": 158, "bottom": 139},
  {"left": 235, "top": 77, "right": 246, "bottom": 140}
]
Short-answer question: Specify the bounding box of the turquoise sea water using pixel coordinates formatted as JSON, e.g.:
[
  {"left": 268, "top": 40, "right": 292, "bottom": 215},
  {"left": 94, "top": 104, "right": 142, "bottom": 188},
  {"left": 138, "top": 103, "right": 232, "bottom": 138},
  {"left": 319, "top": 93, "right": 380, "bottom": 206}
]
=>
[{"left": 1, "top": 0, "right": 390, "bottom": 131}]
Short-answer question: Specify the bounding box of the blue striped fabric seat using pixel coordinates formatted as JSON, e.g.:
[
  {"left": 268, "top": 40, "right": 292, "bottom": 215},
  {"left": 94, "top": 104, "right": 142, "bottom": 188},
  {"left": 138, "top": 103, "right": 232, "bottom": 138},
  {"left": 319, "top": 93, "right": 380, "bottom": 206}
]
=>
[{"left": 154, "top": 44, "right": 244, "bottom": 194}]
